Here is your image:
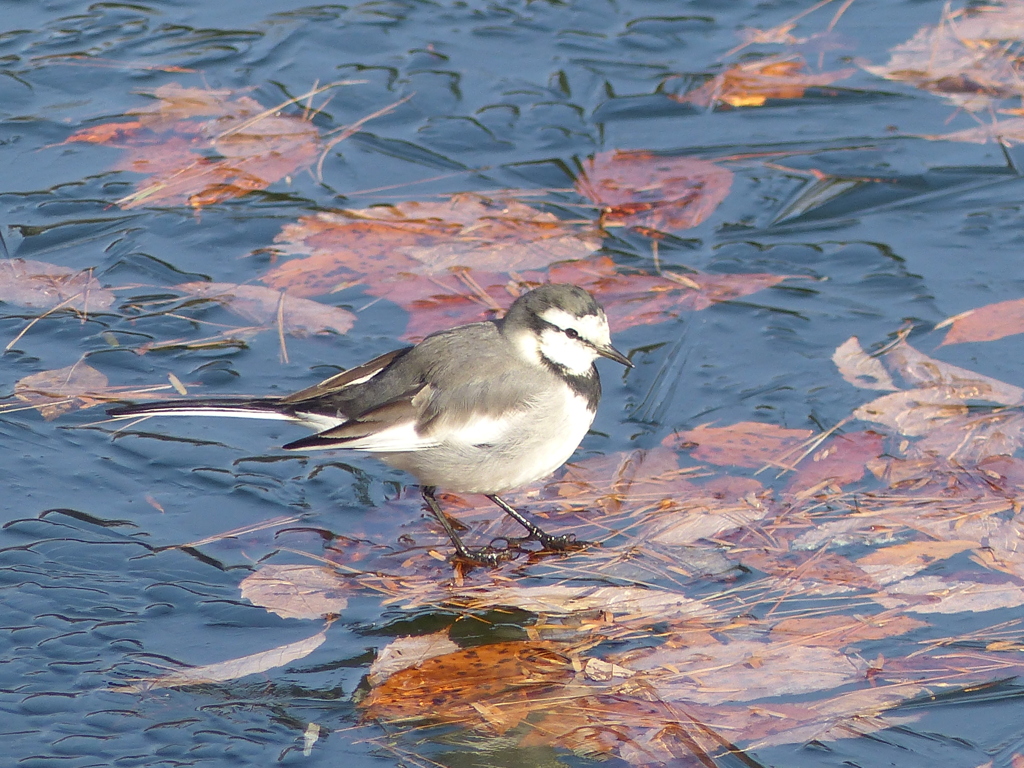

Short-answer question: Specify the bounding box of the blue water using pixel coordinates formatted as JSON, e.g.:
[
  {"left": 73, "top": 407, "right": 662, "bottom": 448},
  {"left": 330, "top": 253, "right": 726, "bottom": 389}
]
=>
[{"left": 3, "top": 0, "right": 1024, "bottom": 766}]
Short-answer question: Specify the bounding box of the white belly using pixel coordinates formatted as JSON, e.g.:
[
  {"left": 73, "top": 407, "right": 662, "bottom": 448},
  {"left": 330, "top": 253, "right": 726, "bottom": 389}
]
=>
[{"left": 382, "top": 386, "right": 596, "bottom": 494}]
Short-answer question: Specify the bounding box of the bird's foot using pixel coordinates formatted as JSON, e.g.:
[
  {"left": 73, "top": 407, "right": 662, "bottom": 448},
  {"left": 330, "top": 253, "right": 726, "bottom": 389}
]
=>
[
  {"left": 491, "top": 532, "right": 593, "bottom": 553},
  {"left": 451, "top": 544, "right": 520, "bottom": 568}
]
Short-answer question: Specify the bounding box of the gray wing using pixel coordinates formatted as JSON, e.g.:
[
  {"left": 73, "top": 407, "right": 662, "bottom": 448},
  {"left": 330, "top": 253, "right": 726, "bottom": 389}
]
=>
[{"left": 283, "top": 323, "right": 545, "bottom": 452}]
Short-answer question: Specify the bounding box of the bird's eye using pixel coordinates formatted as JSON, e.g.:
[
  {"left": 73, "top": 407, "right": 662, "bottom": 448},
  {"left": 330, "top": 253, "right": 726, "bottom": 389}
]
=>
[{"left": 564, "top": 328, "right": 580, "bottom": 340}]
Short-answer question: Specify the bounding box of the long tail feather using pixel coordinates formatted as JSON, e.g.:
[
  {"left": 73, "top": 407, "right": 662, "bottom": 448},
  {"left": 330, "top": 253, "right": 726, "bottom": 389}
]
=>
[{"left": 107, "top": 397, "right": 291, "bottom": 421}]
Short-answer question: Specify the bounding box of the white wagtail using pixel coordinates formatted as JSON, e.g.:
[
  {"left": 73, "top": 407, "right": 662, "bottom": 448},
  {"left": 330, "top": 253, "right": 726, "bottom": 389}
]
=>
[{"left": 108, "top": 283, "right": 632, "bottom": 566}]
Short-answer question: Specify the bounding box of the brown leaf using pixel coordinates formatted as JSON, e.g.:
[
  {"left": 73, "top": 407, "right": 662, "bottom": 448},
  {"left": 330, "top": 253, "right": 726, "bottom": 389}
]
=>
[
  {"left": 262, "top": 194, "right": 601, "bottom": 297},
  {"left": 576, "top": 151, "right": 733, "bottom": 231},
  {"left": 939, "top": 298, "right": 1024, "bottom": 345},
  {"left": 176, "top": 282, "right": 354, "bottom": 335},
  {"left": 14, "top": 364, "right": 111, "bottom": 420},
  {"left": 361, "top": 641, "right": 577, "bottom": 729},
  {"left": 239, "top": 564, "right": 349, "bottom": 620},
  {"left": 119, "top": 628, "right": 327, "bottom": 691},
  {"left": 677, "top": 55, "right": 854, "bottom": 108},
  {"left": 368, "top": 632, "right": 461, "bottom": 687},
  {"left": 667, "top": 421, "right": 813, "bottom": 469},
  {"left": 67, "top": 84, "right": 320, "bottom": 209},
  {"left": 0, "top": 259, "right": 115, "bottom": 311}
]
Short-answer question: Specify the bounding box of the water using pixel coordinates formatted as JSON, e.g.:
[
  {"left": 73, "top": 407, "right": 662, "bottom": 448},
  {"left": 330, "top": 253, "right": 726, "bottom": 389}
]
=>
[{"left": 4, "top": 0, "right": 1024, "bottom": 765}]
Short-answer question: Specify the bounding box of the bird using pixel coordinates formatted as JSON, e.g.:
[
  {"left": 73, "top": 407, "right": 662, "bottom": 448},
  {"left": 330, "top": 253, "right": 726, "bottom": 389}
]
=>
[{"left": 108, "top": 283, "right": 632, "bottom": 566}]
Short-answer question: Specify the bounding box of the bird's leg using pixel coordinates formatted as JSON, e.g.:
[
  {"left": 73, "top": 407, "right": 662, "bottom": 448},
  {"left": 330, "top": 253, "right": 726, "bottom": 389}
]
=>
[
  {"left": 421, "top": 487, "right": 516, "bottom": 567},
  {"left": 486, "top": 494, "right": 589, "bottom": 552}
]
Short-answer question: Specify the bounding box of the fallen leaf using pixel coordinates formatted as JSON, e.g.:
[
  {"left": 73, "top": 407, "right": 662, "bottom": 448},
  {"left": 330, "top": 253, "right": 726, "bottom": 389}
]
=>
[
  {"left": 176, "top": 282, "right": 355, "bottom": 335},
  {"left": 67, "top": 84, "right": 321, "bottom": 209},
  {"left": 576, "top": 151, "right": 733, "bottom": 232},
  {"left": 239, "top": 564, "right": 349, "bottom": 620},
  {"left": 770, "top": 614, "right": 927, "bottom": 646},
  {"left": 441, "top": 584, "right": 720, "bottom": 624},
  {"left": 119, "top": 628, "right": 327, "bottom": 691},
  {"left": 939, "top": 298, "right": 1024, "bottom": 345},
  {"left": 864, "top": 5, "right": 1024, "bottom": 111},
  {"left": 0, "top": 259, "right": 115, "bottom": 311},
  {"left": 14, "top": 364, "right": 111, "bottom": 420},
  {"left": 361, "top": 641, "right": 577, "bottom": 728},
  {"left": 667, "top": 421, "right": 813, "bottom": 469},
  {"left": 832, "top": 336, "right": 897, "bottom": 391},
  {"left": 873, "top": 575, "right": 1024, "bottom": 613},
  {"left": 677, "top": 55, "right": 854, "bottom": 108},
  {"left": 626, "top": 640, "right": 866, "bottom": 704},
  {"left": 855, "top": 540, "right": 977, "bottom": 585},
  {"left": 368, "top": 632, "right": 461, "bottom": 687},
  {"left": 786, "top": 431, "right": 885, "bottom": 493},
  {"left": 262, "top": 194, "right": 601, "bottom": 297}
]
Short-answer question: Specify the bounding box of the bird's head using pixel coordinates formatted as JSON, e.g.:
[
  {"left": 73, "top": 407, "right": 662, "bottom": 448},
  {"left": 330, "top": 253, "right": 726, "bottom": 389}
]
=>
[{"left": 503, "top": 284, "right": 632, "bottom": 376}]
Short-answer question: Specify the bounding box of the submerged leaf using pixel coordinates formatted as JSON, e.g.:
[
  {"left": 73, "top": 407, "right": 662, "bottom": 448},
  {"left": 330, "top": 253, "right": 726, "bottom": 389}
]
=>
[
  {"left": 0, "top": 259, "right": 115, "bottom": 311},
  {"left": 263, "top": 194, "right": 601, "bottom": 297},
  {"left": 368, "top": 632, "right": 461, "bottom": 687},
  {"left": 239, "top": 564, "right": 349, "bottom": 620},
  {"left": 668, "top": 421, "right": 812, "bottom": 469},
  {"left": 14, "top": 364, "right": 111, "bottom": 420},
  {"left": 176, "top": 282, "right": 355, "bottom": 335},
  {"left": 576, "top": 151, "right": 732, "bottom": 232}
]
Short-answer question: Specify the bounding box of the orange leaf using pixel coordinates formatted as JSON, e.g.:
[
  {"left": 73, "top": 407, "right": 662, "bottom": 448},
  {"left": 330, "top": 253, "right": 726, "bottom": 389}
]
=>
[
  {"left": 69, "top": 84, "right": 320, "bottom": 209},
  {"left": 14, "top": 364, "right": 111, "bottom": 420},
  {"left": 677, "top": 55, "right": 853, "bottom": 109},
  {"left": 576, "top": 151, "right": 732, "bottom": 231},
  {"left": 787, "top": 431, "right": 885, "bottom": 493}
]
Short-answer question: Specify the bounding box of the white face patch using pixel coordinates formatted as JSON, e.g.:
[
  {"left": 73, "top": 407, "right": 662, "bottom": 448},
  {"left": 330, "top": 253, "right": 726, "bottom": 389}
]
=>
[
  {"left": 537, "top": 307, "right": 610, "bottom": 375},
  {"left": 539, "top": 308, "right": 611, "bottom": 348}
]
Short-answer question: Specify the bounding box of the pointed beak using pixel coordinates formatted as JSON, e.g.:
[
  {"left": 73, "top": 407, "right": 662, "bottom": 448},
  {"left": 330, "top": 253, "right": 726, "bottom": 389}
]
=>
[{"left": 597, "top": 343, "right": 633, "bottom": 368}]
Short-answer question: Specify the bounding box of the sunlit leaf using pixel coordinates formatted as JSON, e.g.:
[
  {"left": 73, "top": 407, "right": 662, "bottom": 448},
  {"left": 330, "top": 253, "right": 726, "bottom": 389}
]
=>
[
  {"left": 262, "top": 194, "right": 601, "bottom": 297},
  {"left": 938, "top": 297, "right": 1024, "bottom": 345},
  {"left": 67, "top": 84, "right": 321, "bottom": 209},
  {"left": 239, "top": 564, "right": 349, "bottom": 620},
  {"left": 368, "top": 632, "right": 461, "bottom": 687},
  {"left": 0, "top": 258, "right": 115, "bottom": 311},
  {"left": 176, "top": 282, "right": 355, "bottom": 335},
  {"left": 119, "top": 628, "right": 327, "bottom": 691},
  {"left": 855, "top": 540, "right": 977, "bottom": 585},
  {"left": 576, "top": 151, "right": 733, "bottom": 232},
  {"left": 676, "top": 55, "right": 854, "bottom": 108}
]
